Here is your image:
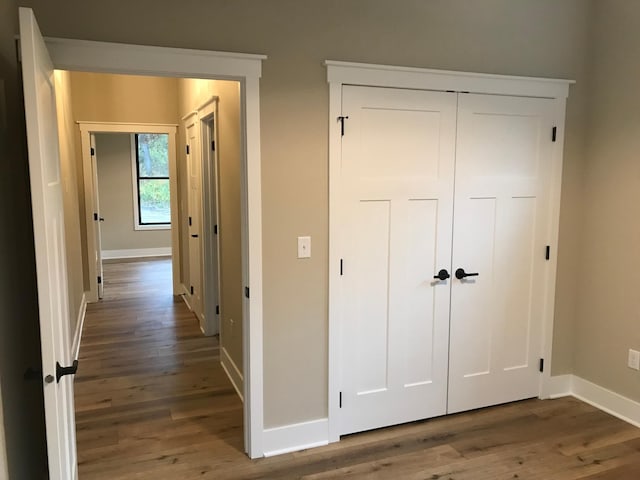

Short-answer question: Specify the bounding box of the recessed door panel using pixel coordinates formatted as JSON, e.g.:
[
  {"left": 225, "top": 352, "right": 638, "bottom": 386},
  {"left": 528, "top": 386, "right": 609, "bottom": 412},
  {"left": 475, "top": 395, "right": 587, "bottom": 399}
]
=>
[
  {"left": 354, "top": 200, "right": 391, "bottom": 395},
  {"left": 360, "top": 108, "right": 443, "bottom": 179},
  {"left": 404, "top": 199, "right": 439, "bottom": 387}
]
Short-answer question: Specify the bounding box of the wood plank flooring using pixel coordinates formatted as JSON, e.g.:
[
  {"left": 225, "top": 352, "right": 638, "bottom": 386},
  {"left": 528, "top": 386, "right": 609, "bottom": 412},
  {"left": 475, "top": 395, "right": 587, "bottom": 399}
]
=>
[{"left": 76, "top": 258, "right": 640, "bottom": 479}]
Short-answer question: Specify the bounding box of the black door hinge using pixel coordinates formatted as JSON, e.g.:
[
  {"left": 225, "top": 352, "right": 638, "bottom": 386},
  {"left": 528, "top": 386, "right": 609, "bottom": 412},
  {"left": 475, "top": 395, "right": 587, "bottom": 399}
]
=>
[
  {"left": 214, "top": 225, "right": 218, "bottom": 235},
  {"left": 245, "top": 287, "right": 250, "bottom": 299},
  {"left": 94, "top": 212, "right": 98, "bottom": 221},
  {"left": 188, "top": 216, "right": 192, "bottom": 226},
  {"left": 545, "top": 245, "right": 551, "bottom": 261},
  {"left": 539, "top": 358, "right": 545, "bottom": 373},
  {"left": 216, "top": 305, "right": 220, "bottom": 315},
  {"left": 338, "top": 116, "right": 349, "bottom": 136},
  {"left": 211, "top": 140, "right": 216, "bottom": 151},
  {"left": 552, "top": 127, "right": 557, "bottom": 142},
  {"left": 339, "top": 391, "right": 342, "bottom": 408},
  {"left": 190, "top": 286, "right": 194, "bottom": 295},
  {"left": 97, "top": 276, "right": 102, "bottom": 284},
  {"left": 186, "top": 145, "right": 190, "bottom": 154},
  {"left": 340, "top": 259, "right": 344, "bottom": 276},
  {"left": 90, "top": 147, "right": 95, "bottom": 156},
  {"left": 56, "top": 360, "right": 79, "bottom": 383}
]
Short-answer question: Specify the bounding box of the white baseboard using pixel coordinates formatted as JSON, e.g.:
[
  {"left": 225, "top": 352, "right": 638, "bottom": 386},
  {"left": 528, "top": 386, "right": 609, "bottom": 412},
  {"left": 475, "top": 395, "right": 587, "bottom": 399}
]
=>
[
  {"left": 546, "top": 374, "right": 572, "bottom": 399},
  {"left": 221, "top": 346, "right": 244, "bottom": 402},
  {"left": 570, "top": 375, "right": 640, "bottom": 428},
  {"left": 101, "top": 247, "right": 172, "bottom": 260},
  {"left": 72, "top": 293, "right": 87, "bottom": 360},
  {"left": 263, "top": 418, "right": 329, "bottom": 457},
  {"left": 256, "top": 375, "right": 640, "bottom": 459},
  {"left": 181, "top": 284, "right": 193, "bottom": 311}
]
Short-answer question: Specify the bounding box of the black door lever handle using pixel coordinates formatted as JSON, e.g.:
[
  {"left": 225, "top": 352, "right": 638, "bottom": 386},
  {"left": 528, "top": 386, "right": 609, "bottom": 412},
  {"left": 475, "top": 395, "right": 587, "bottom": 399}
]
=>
[
  {"left": 433, "top": 269, "right": 450, "bottom": 281},
  {"left": 191, "top": 234, "right": 199, "bottom": 238},
  {"left": 455, "top": 268, "right": 479, "bottom": 280},
  {"left": 56, "top": 360, "right": 78, "bottom": 383}
]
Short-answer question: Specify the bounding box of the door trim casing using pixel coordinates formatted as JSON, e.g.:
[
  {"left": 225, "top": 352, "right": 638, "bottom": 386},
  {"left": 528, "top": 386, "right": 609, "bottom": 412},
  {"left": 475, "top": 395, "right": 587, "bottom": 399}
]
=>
[
  {"left": 78, "top": 122, "right": 179, "bottom": 299},
  {"left": 47, "top": 37, "right": 266, "bottom": 458},
  {"left": 197, "top": 97, "right": 222, "bottom": 338},
  {"left": 326, "top": 60, "right": 573, "bottom": 443}
]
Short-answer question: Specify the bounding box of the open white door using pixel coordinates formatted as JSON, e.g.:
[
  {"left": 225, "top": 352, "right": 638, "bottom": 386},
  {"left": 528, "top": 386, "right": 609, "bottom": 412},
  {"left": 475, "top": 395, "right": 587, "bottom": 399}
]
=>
[
  {"left": 90, "top": 134, "right": 105, "bottom": 299},
  {"left": 200, "top": 107, "right": 222, "bottom": 336},
  {"left": 19, "top": 7, "right": 78, "bottom": 480}
]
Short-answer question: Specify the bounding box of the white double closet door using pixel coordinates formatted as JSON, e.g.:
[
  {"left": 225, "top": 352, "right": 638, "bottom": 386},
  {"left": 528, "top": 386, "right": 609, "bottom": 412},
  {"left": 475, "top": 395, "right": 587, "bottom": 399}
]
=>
[{"left": 339, "top": 85, "right": 555, "bottom": 435}]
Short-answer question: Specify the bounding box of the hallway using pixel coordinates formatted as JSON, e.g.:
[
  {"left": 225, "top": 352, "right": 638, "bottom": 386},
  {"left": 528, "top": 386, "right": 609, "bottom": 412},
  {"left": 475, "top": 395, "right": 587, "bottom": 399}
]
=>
[{"left": 75, "top": 258, "right": 244, "bottom": 479}]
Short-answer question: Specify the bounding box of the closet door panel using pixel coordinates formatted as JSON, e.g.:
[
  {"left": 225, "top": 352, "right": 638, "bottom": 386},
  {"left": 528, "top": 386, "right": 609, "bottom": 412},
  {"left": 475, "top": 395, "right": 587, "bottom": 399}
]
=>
[
  {"left": 448, "top": 93, "right": 555, "bottom": 414},
  {"left": 339, "top": 85, "right": 456, "bottom": 435}
]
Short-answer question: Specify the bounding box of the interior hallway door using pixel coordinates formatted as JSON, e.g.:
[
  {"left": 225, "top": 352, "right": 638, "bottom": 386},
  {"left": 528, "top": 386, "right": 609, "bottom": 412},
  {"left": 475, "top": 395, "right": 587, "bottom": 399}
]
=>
[
  {"left": 185, "top": 114, "right": 204, "bottom": 325},
  {"left": 20, "top": 7, "right": 78, "bottom": 479}
]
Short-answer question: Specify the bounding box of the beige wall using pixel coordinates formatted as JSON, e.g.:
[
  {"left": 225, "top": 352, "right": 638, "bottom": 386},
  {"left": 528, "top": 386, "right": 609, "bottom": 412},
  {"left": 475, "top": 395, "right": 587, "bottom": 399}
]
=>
[
  {"left": 54, "top": 70, "right": 86, "bottom": 338},
  {"left": 95, "top": 133, "right": 172, "bottom": 251},
  {"left": 178, "top": 79, "right": 244, "bottom": 371},
  {"left": 18, "top": 0, "right": 593, "bottom": 429},
  {"left": 70, "top": 72, "right": 180, "bottom": 125},
  {"left": 0, "top": 1, "right": 48, "bottom": 477},
  {"left": 574, "top": 1, "right": 640, "bottom": 402},
  {"left": 69, "top": 72, "right": 179, "bottom": 288}
]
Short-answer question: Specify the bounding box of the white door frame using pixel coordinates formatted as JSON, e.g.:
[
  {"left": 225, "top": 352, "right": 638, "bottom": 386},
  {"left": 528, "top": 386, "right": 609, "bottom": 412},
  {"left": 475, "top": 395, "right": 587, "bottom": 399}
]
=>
[
  {"left": 326, "top": 60, "right": 573, "bottom": 442},
  {"left": 79, "top": 122, "right": 180, "bottom": 298},
  {"left": 198, "top": 97, "right": 223, "bottom": 337},
  {"left": 46, "top": 36, "right": 266, "bottom": 458}
]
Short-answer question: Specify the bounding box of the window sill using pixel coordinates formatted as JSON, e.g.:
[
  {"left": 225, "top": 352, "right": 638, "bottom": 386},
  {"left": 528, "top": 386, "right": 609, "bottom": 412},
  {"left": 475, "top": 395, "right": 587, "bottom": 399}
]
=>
[{"left": 134, "top": 224, "right": 171, "bottom": 231}]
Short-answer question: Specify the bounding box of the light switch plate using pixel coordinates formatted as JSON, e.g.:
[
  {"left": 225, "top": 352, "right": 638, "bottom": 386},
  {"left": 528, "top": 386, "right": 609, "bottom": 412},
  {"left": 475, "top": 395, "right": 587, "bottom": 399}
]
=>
[
  {"left": 628, "top": 349, "right": 640, "bottom": 370},
  {"left": 297, "top": 236, "right": 311, "bottom": 259}
]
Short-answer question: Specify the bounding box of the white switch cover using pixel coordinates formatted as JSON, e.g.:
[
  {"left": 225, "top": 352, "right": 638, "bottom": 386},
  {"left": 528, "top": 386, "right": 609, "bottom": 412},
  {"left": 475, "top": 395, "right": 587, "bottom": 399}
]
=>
[
  {"left": 297, "top": 236, "right": 311, "bottom": 259},
  {"left": 628, "top": 349, "right": 640, "bottom": 370}
]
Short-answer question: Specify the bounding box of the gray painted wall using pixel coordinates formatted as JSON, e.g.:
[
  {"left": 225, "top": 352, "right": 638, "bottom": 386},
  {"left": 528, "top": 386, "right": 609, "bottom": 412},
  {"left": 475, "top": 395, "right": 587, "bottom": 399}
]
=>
[{"left": 95, "top": 133, "right": 172, "bottom": 252}]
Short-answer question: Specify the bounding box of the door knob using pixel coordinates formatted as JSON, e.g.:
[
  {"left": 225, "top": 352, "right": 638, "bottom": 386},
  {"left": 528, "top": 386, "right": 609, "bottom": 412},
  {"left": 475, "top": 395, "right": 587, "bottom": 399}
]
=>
[
  {"left": 455, "top": 268, "right": 479, "bottom": 280},
  {"left": 433, "top": 269, "right": 450, "bottom": 281},
  {"left": 56, "top": 360, "right": 78, "bottom": 383}
]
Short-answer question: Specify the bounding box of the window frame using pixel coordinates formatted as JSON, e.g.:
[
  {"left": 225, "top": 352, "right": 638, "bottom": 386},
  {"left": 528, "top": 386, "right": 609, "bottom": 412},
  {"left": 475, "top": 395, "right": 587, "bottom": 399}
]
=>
[{"left": 131, "top": 133, "right": 171, "bottom": 230}]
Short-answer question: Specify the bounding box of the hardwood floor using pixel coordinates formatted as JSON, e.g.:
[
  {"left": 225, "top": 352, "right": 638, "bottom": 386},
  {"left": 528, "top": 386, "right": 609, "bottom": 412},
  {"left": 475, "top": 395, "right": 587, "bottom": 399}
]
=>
[{"left": 76, "top": 258, "right": 640, "bottom": 479}]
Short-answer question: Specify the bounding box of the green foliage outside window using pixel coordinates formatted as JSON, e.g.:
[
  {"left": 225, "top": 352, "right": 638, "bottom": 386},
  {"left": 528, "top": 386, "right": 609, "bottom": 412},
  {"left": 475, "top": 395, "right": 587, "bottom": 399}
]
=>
[{"left": 136, "top": 133, "right": 171, "bottom": 224}]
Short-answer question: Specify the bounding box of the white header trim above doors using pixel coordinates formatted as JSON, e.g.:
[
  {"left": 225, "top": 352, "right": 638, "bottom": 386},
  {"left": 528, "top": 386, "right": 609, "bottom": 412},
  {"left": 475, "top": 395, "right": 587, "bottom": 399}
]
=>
[
  {"left": 45, "top": 37, "right": 266, "bottom": 80},
  {"left": 325, "top": 60, "right": 574, "bottom": 99}
]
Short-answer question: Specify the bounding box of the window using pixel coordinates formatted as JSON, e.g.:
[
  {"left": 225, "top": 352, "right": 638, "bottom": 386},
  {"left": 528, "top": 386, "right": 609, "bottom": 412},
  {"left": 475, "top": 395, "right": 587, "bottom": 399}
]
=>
[{"left": 132, "top": 133, "right": 171, "bottom": 229}]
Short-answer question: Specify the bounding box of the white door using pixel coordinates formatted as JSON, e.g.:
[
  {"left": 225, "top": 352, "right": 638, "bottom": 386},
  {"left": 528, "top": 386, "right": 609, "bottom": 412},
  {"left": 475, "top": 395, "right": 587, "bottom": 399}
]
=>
[
  {"left": 185, "top": 116, "right": 204, "bottom": 324},
  {"left": 20, "top": 7, "right": 78, "bottom": 479},
  {"left": 339, "top": 86, "right": 457, "bottom": 435},
  {"left": 447, "top": 93, "right": 555, "bottom": 413},
  {"left": 202, "top": 117, "right": 221, "bottom": 336},
  {"left": 90, "top": 133, "right": 104, "bottom": 299}
]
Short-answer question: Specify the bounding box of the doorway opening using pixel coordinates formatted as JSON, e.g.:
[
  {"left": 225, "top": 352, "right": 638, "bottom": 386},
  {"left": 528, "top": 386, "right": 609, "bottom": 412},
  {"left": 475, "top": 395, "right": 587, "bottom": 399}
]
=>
[
  {"left": 21, "top": 10, "right": 266, "bottom": 473},
  {"left": 55, "top": 69, "right": 248, "bottom": 472}
]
